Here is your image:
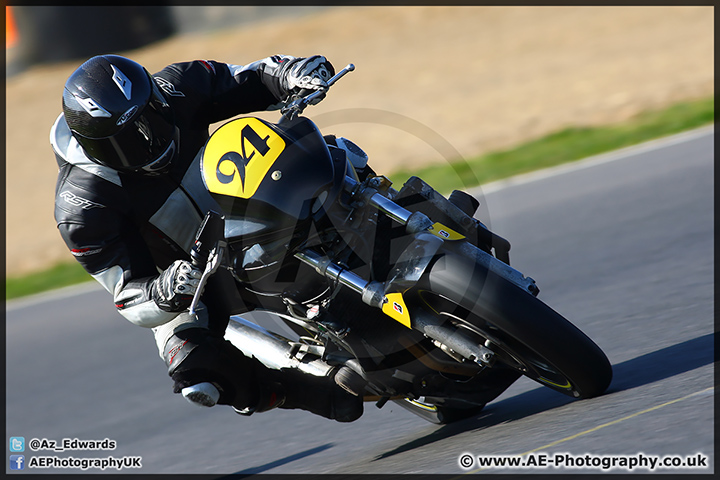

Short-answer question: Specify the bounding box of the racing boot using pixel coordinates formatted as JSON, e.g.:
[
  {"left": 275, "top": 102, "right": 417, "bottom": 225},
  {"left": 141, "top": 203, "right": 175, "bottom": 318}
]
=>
[
  {"left": 274, "top": 368, "right": 364, "bottom": 422},
  {"left": 232, "top": 379, "right": 287, "bottom": 416}
]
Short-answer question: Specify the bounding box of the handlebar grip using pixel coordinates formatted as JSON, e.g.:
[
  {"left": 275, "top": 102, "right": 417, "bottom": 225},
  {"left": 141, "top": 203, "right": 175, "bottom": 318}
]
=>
[{"left": 296, "top": 88, "right": 315, "bottom": 98}]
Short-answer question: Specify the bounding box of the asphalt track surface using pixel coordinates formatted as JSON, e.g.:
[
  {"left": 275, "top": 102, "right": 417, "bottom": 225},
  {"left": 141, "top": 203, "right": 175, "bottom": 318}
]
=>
[{"left": 5, "top": 126, "right": 714, "bottom": 475}]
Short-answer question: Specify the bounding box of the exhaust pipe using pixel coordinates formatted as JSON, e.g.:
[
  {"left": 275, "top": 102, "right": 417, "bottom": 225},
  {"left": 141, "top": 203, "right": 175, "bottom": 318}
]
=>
[{"left": 224, "top": 316, "right": 334, "bottom": 377}]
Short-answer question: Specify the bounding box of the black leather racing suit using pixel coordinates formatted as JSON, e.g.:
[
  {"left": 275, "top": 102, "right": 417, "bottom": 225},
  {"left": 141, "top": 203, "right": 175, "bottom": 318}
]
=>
[
  {"left": 51, "top": 56, "right": 358, "bottom": 417},
  {"left": 52, "top": 57, "right": 294, "bottom": 326}
]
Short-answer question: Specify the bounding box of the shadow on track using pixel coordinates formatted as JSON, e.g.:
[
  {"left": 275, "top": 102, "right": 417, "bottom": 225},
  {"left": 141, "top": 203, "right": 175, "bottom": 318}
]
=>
[
  {"left": 604, "top": 332, "right": 714, "bottom": 393},
  {"left": 374, "top": 333, "right": 714, "bottom": 461},
  {"left": 224, "top": 443, "right": 333, "bottom": 476}
]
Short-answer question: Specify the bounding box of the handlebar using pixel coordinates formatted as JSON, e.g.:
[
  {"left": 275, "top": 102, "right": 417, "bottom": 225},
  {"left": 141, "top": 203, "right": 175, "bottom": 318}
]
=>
[{"left": 281, "top": 63, "right": 355, "bottom": 121}]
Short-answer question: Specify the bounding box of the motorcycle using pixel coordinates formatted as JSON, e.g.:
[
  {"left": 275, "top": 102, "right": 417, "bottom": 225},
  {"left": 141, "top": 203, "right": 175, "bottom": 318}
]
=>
[{"left": 185, "top": 64, "right": 612, "bottom": 424}]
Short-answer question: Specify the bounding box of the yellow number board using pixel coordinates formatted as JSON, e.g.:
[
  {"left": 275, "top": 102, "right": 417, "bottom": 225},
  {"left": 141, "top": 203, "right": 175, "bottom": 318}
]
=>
[{"left": 202, "top": 118, "right": 286, "bottom": 199}]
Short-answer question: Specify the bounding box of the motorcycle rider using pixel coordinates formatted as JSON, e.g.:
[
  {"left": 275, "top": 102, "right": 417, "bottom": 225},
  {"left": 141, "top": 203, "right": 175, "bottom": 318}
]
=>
[{"left": 52, "top": 53, "right": 363, "bottom": 422}]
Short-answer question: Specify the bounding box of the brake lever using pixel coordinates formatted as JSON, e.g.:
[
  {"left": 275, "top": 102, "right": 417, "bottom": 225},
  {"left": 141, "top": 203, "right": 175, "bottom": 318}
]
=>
[
  {"left": 187, "top": 210, "right": 226, "bottom": 318},
  {"left": 188, "top": 240, "right": 226, "bottom": 318},
  {"left": 328, "top": 63, "right": 355, "bottom": 87}
]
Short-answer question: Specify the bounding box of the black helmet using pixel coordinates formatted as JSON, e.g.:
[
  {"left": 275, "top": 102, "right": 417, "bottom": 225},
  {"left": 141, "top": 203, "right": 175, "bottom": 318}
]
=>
[{"left": 62, "top": 54, "right": 178, "bottom": 174}]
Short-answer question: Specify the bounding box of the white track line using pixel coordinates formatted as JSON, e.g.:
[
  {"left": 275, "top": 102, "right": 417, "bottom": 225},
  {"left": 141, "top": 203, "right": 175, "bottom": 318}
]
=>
[{"left": 477, "top": 125, "right": 714, "bottom": 195}]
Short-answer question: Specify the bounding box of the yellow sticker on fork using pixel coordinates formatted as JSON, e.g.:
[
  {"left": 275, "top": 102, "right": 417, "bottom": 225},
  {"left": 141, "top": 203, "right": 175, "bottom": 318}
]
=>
[
  {"left": 382, "top": 292, "right": 412, "bottom": 328},
  {"left": 202, "top": 118, "right": 286, "bottom": 199},
  {"left": 428, "top": 222, "right": 465, "bottom": 241}
]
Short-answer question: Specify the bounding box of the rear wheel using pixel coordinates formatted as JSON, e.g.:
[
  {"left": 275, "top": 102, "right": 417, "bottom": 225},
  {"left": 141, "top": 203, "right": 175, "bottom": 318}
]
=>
[{"left": 413, "top": 244, "right": 612, "bottom": 399}]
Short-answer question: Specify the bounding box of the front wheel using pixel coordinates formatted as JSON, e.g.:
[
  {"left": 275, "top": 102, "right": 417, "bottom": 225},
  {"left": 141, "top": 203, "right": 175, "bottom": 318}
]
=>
[{"left": 411, "top": 244, "right": 612, "bottom": 399}]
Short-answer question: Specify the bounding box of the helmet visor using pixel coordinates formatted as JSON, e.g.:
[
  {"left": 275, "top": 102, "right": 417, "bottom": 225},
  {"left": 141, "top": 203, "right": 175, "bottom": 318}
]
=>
[{"left": 80, "top": 87, "right": 177, "bottom": 172}]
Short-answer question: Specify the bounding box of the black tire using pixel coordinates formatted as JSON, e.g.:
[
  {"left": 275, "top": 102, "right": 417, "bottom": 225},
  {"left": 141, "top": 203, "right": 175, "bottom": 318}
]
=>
[{"left": 414, "top": 243, "right": 612, "bottom": 399}]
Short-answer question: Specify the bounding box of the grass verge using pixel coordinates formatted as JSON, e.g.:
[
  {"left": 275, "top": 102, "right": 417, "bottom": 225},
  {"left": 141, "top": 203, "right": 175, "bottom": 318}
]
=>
[
  {"left": 389, "top": 96, "right": 714, "bottom": 193},
  {"left": 5, "top": 96, "right": 714, "bottom": 301},
  {"left": 6, "top": 260, "right": 94, "bottom": 300}
]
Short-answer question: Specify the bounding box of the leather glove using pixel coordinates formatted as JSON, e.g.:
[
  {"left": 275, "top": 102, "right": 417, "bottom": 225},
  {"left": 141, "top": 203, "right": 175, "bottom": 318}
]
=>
[
  {"left": 284, "top": 55, "right": 335, "bottom": 94},
  {"left": 151, "top": 259, "right": 203, "bottom": 312}
]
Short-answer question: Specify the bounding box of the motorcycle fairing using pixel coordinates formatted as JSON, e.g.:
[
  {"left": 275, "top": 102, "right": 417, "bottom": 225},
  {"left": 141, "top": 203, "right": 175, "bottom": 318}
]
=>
[
  {"left": 200, "top": 115, "right": 341, "bottom": 235},
  {"left": 202, "top": 117, "right": 287, "bottom": 200}
]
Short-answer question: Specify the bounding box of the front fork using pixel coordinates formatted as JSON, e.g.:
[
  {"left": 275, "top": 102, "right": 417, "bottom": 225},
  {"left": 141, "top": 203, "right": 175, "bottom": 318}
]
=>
[{"left": 294, "top": 177, "right": 539, "bottom": 368}]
